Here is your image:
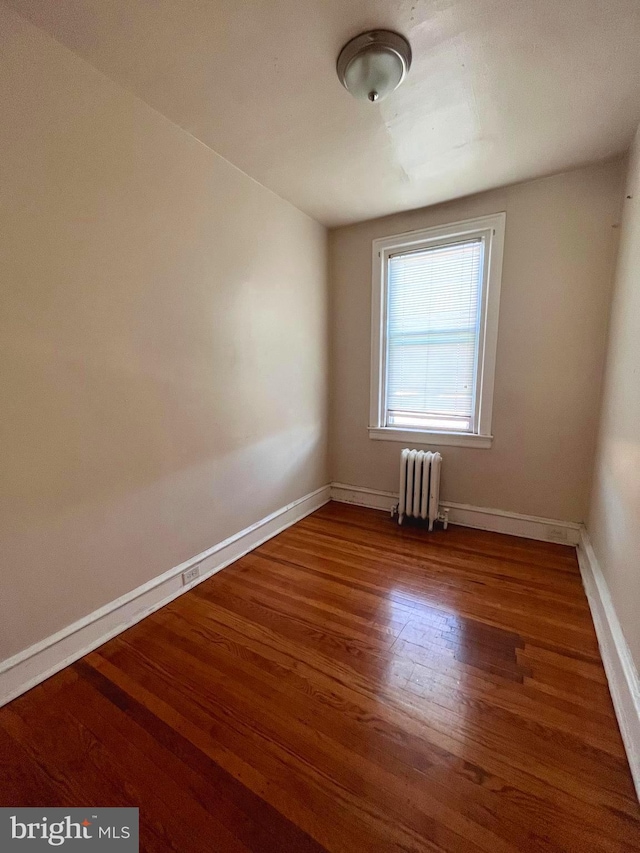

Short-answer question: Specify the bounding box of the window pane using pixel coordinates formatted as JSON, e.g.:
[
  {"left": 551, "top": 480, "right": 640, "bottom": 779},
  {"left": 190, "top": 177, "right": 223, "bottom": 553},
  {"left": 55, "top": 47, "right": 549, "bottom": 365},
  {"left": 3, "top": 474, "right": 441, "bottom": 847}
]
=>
[{"left": 386, "top": 239, "right": 484, "bottom": 430}]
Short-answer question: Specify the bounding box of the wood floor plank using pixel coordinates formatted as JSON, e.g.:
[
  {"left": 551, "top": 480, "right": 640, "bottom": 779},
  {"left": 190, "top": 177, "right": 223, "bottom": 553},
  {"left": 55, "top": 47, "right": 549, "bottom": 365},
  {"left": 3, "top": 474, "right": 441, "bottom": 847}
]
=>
[{"left": 1, "top": 502, "right": 638, "bottom": 852}]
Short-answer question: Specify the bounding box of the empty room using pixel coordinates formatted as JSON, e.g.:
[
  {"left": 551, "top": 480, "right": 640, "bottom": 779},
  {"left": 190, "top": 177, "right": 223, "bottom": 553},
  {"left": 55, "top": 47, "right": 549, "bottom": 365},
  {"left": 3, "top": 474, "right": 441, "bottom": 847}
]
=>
[{"left": 1, "top": 1, "right": 640, "bottom": 850}]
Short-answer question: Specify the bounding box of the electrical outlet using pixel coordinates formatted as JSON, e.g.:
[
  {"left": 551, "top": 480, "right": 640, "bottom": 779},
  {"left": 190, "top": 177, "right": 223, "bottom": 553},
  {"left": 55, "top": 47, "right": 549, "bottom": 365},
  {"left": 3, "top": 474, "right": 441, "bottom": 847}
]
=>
[
  {"left": 182, "top": 564, "right": 201, "bottom": 585},
  {"left": 546, "top": 527, "right": 568, "bottom": 543}
]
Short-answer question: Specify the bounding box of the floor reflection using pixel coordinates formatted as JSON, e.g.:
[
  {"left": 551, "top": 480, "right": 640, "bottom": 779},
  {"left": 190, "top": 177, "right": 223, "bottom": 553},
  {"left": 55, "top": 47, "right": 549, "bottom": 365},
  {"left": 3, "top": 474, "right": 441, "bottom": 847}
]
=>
[{"left": 378, "top": 585, "right": 529, "bottom": 720}]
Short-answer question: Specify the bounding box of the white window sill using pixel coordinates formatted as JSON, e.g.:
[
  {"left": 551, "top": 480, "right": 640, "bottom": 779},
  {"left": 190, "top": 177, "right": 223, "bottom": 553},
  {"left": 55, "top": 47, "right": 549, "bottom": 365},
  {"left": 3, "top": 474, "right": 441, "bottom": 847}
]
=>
[{"left": 368, "top": 427, "right": 493, "bottom": 449}]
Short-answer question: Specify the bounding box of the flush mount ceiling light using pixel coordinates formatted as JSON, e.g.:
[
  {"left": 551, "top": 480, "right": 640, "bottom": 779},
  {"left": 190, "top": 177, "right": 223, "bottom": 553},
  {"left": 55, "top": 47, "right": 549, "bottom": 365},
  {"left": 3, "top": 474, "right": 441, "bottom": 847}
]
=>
[{"left": 337, "top": 30, "right": 412, "bottom": 103}]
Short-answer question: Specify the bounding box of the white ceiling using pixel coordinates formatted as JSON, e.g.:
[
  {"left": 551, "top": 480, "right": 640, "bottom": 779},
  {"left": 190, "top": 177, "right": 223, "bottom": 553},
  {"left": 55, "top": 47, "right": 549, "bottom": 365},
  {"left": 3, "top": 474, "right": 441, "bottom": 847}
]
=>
[{"left": 7, "top": 0, "right": 640, "bottom": 226}]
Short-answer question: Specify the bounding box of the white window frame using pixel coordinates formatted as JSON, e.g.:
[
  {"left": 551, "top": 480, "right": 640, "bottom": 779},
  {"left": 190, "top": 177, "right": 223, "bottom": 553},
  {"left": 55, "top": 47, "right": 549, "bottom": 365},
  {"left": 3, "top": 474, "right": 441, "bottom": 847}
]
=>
[{"left": 369, "top": 212, "right": 505, "bottom": 449}]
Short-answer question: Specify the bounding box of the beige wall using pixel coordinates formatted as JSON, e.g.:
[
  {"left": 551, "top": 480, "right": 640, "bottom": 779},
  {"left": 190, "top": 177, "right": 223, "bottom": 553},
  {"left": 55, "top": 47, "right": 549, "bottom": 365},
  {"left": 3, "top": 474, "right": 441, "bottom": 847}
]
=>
[
  {"left": 0, "top": 5, "right": 329, "bottom": 661},
  {"left": 588, "top": 126, "right": 640, "bottom": 669},
  {"left": 330, "top": 161, "right": 623, "bottom": 521}
]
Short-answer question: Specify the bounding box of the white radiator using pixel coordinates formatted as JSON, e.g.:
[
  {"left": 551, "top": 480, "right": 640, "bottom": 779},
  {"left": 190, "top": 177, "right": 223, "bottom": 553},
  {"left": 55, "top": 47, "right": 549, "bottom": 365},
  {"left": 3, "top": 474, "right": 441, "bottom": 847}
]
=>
[{"left": 395, "top": 449, "right": 447, "bottom": 530}]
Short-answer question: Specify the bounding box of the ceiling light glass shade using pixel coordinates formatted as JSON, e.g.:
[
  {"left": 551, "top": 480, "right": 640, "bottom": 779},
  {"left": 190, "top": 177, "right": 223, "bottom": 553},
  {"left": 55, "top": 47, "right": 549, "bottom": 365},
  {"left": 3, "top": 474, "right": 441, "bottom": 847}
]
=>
[{"left": 337, "top": 31, "right": 412, "bottom": 103}]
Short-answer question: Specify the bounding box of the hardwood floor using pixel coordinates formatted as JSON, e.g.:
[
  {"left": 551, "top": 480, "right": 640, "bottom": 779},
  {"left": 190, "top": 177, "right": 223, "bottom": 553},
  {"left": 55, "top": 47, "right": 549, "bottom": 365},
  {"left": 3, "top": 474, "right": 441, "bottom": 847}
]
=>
[{"left": 1, "top": 501, "right": 639, "bottom": 852}]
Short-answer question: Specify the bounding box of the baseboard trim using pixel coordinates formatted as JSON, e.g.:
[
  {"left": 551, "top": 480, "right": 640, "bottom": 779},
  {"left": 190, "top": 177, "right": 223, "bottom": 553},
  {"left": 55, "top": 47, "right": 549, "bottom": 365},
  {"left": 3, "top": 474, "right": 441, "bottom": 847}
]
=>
[
  {"left": 0, "top": 485, "right": 331, "bottom": 708},
  {"left": 329, "top": 483, "right": 580, "bottom": 545},
  {"left": 577, "top": 528, "right": 640, "bottom": 801},
  {"left": 441, "top": 501, "right": 581, "bottom": 546},
  {"left": 330, "top": 483, "right": 397, "bottom": 512}
]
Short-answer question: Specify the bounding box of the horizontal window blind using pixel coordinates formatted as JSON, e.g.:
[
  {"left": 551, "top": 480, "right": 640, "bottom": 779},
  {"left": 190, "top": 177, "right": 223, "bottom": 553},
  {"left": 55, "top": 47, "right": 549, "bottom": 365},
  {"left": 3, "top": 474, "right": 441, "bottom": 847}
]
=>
[{"left": 385, "top": 238, "right": 484, "bottom": 432}]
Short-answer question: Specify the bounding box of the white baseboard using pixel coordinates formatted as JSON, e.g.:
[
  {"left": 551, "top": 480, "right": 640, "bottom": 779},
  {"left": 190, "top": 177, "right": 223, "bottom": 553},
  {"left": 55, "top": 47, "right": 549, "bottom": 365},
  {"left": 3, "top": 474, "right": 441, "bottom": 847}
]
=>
[
  {"left": 441, "top": 501, "right": 581, "bottom": 546},
  {"left": 577, "top": 528, "right": 640, "bottom": 801},
  {"left": 330, "top": 483, "right": 581, "bottom": 545},
  {"left": 0, "top": 485, "right": 331, "bottom": 708},
  {"left": 330, "top": 483, "right": 397, "bottom": 512}
]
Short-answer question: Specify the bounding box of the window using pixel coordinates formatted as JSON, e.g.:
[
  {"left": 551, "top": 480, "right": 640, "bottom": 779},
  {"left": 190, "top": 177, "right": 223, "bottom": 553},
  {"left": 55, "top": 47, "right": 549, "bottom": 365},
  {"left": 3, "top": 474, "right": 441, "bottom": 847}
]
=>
[{"left": 369, "top": 213, "right": 505, "bottom": 448}]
